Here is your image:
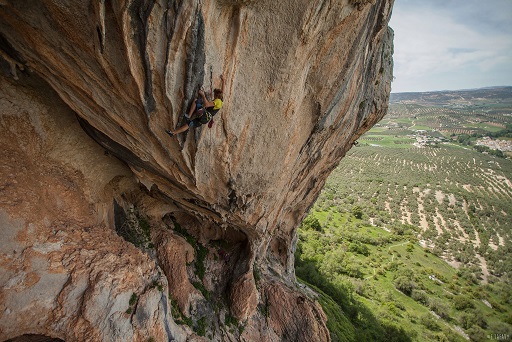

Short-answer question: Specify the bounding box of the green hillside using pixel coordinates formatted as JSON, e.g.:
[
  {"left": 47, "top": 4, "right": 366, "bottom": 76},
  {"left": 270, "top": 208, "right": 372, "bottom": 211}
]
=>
[{"left": 296, "top": 88, "right": 512, "bottom": 342}]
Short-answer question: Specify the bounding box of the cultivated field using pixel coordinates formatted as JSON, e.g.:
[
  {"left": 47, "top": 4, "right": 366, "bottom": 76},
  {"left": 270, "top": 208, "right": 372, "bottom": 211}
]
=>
[
  {"left": 296, "top": 87, "right": 512, "bottom": 342},
  {"left": 324, "top": 145, "right": 512, "bottom": 281}
]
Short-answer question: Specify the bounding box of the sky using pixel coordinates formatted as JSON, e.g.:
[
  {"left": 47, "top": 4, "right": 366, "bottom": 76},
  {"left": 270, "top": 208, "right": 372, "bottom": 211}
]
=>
[{"left": 388, "top": 0, "right": 512, "bottom": 93}]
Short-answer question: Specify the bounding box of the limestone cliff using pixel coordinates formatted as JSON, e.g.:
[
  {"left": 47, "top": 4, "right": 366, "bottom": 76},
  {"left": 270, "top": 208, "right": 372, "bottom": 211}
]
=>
[{"left": 0, "top": 0, "right": 394, "bottom": 341}]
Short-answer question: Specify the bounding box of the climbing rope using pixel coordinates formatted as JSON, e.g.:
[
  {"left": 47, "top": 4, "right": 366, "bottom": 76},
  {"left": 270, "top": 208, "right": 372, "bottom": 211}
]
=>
[
  {"left": 208, "top": 121, "right": 212, "bottom": 170},
  {"left": 207, "top": 65, "right": 213, "bottom": 172},
  {"left": 209, "top": 65, "right": 213, "bottom": 99}
]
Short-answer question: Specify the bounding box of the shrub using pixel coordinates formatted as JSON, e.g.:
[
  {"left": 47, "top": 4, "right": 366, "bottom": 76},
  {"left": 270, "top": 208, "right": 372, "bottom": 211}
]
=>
[
  {"left": 129, "top": 293, "right": 137, "bottom": 306},
  {"left": 352, "top": 205, "right": 364, "bottom": 219},
  {"left": 192, "top": 281, "right": 210, "bottom": 300},
  {"left": 428, "top": 298, "right": 450, "bottom": 319},
  {"left": 348, "top": 241, "right": 370, "bottom": 256},
  {"left": 170, "top": 297, "right": 192, "bottom": 327},
  {"left": 195, "top": 317, "right": 206, "bottom": 336},
  {"left": 394, "top": 276, "right": 415, "bottom": 296},
  {"left": 411, "top": 290, "right": 429, "bottom": 305},
  {"left": 195, "top": 244, "right": 208, "bottom": 280},
  {"left": 466, "top": 326, "right": 487, "bottom": 342},
  {"left": 253, "top": 264, "right": 261, "bottom": 284},
  {"left": 453, "top": 295, "right": 474, "bottom": 311},
  {"left": 116, "top": 206, "right": 152, "bottom": 248},
  {"left": 302, "top": 215, "right": 322, "bottom": 231},
  {"left": 459, "top": 309, "right": 487, "bottom": 330},
  {"left": 420, "top": 314, "right": 440, "bottom": 331}
]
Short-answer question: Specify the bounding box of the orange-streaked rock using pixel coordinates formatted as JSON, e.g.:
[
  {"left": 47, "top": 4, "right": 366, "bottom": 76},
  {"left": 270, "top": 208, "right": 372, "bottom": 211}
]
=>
[{"left": 0, "top": 0, "right": 394, "bottom": 340}]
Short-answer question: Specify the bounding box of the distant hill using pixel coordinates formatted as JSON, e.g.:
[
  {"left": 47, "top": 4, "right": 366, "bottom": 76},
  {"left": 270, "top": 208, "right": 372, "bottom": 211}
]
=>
[{"left": 390, "top": 87, "right": 512, "bottom": 107}]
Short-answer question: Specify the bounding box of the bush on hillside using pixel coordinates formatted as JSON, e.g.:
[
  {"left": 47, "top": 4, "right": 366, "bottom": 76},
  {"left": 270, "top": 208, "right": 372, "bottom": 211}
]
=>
[
  {"left": 459, "top": 309, "right": 487, "bottom": 330},
  {"left": 419, "top": 314, "right": 440, "bottom": 331},
  {"left": 394, "top": 276, "right": 416, "bottom": 296},
  {"left": 352, "top": 205, "right": 364, "bottom": 219},
  {"left": 348, "top": 241, "right": 370, "bottom": 256},
  {"left": 302, "top": 215, "right": 322, "bottom": 231},
  {"left": 453, "top": 295, "right": 474, "bottom": 311},
  {"left": 428, "top": 298, "right": 450, "bottom": 320},
  {"left": 411, "top": 290, "right": 429, "bottom": 305}
]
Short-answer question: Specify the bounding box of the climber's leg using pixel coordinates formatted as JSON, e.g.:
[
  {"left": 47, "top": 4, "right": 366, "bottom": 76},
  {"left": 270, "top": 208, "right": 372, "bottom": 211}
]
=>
[
  {"left": 167, "top": 119, "right": 201, "bottom": 137},
  {"left": 171, "top": 123, "right": 190, "bottom": 135},
  {"left": 187, "top": 100, "right": 196, "bottom": 119}
]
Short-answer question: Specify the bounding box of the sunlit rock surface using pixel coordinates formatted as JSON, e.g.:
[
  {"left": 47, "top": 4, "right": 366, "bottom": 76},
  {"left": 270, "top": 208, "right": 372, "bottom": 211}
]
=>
[{"left": 0, "top": 0, "right": 393, "bottom": 340}]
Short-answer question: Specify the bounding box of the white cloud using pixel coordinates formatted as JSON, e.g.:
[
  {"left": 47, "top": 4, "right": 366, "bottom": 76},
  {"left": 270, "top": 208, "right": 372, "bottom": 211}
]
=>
[{"left": 389, "top": 0, "right": 512, "bottom": 92}]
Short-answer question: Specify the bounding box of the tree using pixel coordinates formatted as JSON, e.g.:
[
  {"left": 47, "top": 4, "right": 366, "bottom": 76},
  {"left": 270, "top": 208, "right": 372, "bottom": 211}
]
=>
[
  {"left": 352, "top": 205, "right": 364, "bottom": 219},
  {"left": 348, "top": 241, "right": 370, "bottom": 256},
  {"left": 319, "top": 249, "right": 346, "bottom": 278},
  {"left": 302, "top": 215, "right": 322, "bottom": 231},
  {"left": 406, "top": 243, "right": 414, "bottom": 253}
]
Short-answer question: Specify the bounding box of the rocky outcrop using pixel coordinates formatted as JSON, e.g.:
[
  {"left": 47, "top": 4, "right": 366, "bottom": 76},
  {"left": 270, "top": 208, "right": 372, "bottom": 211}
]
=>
[
  {"left": 0, "top": 72, "right": 186, "bottom": 341},
  {"left": 0, "top": 0, "right": 393, "bottom": 340}
]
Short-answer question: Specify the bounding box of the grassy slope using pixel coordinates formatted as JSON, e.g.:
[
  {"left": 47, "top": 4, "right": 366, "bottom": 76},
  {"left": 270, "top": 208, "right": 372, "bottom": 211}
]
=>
[
  {"left": 296, "top": 93, "right": 512, "bottom": 341},
  {"left": 298, "top": 191, "right": 512, "bottom": 342}
]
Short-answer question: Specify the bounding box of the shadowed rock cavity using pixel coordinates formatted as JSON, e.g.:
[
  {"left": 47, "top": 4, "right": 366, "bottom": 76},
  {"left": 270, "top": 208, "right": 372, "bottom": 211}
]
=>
[
  {"left": 5, "top": 335, "right": 64, "bottom": 342},
  {"left": 157, "top": 212, "right": 256, "bottom": 318}
]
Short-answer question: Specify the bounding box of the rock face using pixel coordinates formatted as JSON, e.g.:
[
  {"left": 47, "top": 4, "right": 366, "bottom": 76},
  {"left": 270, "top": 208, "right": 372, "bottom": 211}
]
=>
[
  {"left": 0, "top": 73, "right": 185, "bottom": 341},
  {"left": 0, "top": 0, "right": 393, "bottom": 341}
]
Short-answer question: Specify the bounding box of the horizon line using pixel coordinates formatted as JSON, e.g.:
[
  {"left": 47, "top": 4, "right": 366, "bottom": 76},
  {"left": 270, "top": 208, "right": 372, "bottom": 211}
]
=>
[{"left": 391, "top": 85, "right": 512, "bottom": 94}]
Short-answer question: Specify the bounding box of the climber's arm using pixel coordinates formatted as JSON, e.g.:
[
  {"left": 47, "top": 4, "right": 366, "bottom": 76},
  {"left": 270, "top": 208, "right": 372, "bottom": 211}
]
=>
[{"left": 199, "top": 90, "right": 214, "bottom": 108}]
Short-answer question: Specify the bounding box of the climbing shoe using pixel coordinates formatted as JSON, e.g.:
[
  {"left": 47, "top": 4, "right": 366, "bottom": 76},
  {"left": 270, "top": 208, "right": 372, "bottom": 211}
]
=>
[{"left": 166, "top": 130, "right": 174, "bottom": 137}]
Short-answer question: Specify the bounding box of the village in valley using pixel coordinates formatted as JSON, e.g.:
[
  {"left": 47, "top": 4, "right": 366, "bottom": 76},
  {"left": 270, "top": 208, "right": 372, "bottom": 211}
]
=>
[
  {"left": 361, "top": 87, "right": 512, "bottom": 157},
  {"left": 475, "top": 136, "right": 512, "bottom": 152}
]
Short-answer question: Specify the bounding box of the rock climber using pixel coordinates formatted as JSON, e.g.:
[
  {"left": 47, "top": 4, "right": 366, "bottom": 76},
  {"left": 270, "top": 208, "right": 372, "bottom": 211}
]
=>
[{"left": 166, "top": 75, "right": 224, "bottom": 137}]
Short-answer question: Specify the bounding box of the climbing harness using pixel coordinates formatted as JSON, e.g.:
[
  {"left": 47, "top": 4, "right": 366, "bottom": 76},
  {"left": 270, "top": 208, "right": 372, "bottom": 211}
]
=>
[{"left": 200, "top": 111, "right": 212, "bottom": 124}]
